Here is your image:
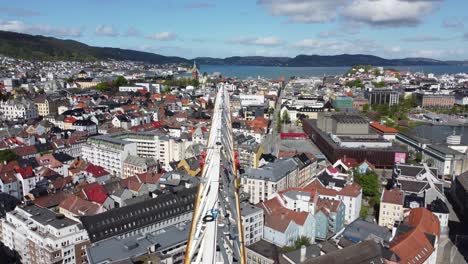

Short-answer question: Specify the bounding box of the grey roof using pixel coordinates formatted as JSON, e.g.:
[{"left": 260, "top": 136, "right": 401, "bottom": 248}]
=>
[
  {"left": 87, "top": 224, "right": 189, "bottom": 264},
  {"left": 283, "top": 245, "right": 321, "bottom": 263},
  {"left": 243, "top": 158, "right": 298, "bottom": 182},
  {"left": 240, "top": 202, "right": 262, "bottom": 217},
  {"left": 81, "top": 187, "right": 196, "bottom": 242},
  {"left": 19, "top": 204, "right": 79, "bottom": 229},
  {"left": 246, "top": 239, "right": 282, "bottom": 261},
  {"left": 457, "top": 171, "right": 468, "bottom": 191},
  {"left": 124, "top": 155, "right": 158, "bottom": 167},
  {"left": 426, "top": 144, "right": 463, "bottom": 156},
  {"left": 305, "top": 240, "right": 385, "bottom": 264},
  {"left": 342, "top": 218, "right": 391, "bottom": 244}
]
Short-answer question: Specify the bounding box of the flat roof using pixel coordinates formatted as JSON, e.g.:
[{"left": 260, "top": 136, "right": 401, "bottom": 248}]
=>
[
  {"left": 20, "top": 204, "right": 78, "bottom": 229},
  {"left": 87, "top": 224, "right": 189, "bottom": 263}
]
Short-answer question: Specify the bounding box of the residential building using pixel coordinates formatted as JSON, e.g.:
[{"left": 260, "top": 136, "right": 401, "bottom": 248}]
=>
[
  {"left": 81, "top": 135, "right": 137, "bottom": 178},
  {"left": 378, "top": 188, "right": 404, "bottom": 229},
  {"left": 389, "top": 208, "right": 440, "bottom": 264},
  {"left": 34, "top": 96, "right": 68, "bottom": 116},
  {"left": 332, "top": 96, "right": 353, "bottom": 110},
  {"left": 80, "top": 187, "right": 196, "bottom": 242},
  {"left": 122, "top": 155, "right": 159, "bottom": 179},
  {"left": 246, "top": 239, "right": 283, "bottom": 264},
  {"left": 260, "top": 191, "right": 316, "bottom": 247},
  {"left": 241, "top": 203, "right": 264, "bottom": 246},
  {"left": 86, "top": 225, "right": 188, "bottom": 264},
  {"left": 242, "top": 158, "right": 299, "bottom": 204},
  {"left": 0, "top": 98, "right": 38, "bottom": 120},
  {"left": 1, "top": 204, "right": 89, "bottom": 264}
]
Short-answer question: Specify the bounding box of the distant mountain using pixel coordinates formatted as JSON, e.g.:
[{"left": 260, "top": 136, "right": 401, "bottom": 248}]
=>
[
  {"left": 0, "top": 30, "right": 188, "bottom": 64},
  {"left": 0, "top": 30, "right": 466, "bottom": 67}
]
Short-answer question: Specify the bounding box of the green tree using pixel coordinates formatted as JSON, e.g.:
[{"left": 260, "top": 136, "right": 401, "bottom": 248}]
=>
[
  {"left": 362, "top": 104, "right": 369, "bottom": 113},
  {"left": 354, "top": 171, "right": 380, "bottom": 198},
  {"left": 0, "top": 149, "right": 17, "bottom": 163},
  {"left": 282, "top": 110, "right": 290, "bottom": 124},
  {"left": 282, "top": 236, "right": 311, "bottom": 252},
  {"left": 277, "top": 111, "right": 282, "bottom": 131},
  {"left": 95, "top": 82, "right": 110, "bottom": 92},
  {"left": 112, "top": 76, "right": 128, "bottom": 87}
]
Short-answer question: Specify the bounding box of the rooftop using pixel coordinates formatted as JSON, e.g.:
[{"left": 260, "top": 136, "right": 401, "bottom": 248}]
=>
[{"left": 382, "top": 189, "right": 404, "bottom": 205}]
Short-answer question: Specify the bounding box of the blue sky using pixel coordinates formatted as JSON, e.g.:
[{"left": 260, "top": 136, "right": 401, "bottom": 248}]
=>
[{"left": 0, "top": 0, "right": 467, "bottom": 59}]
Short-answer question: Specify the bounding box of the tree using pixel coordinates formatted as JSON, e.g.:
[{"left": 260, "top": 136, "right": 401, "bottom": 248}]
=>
[
  {"left": 362, "top": 104, "right": 369, "bottom": 113},
  {"left": 277, "top": 111, "right": 282, "bottom": 132},
  {"left": 354, "top": 171, "right": 380, "bottom": 198},
  {"left": 113, "top": 76, "right": 128, "bottom": 87},
  {"left": 282, "top": 236, "right": 311, "bottom": 252},
  {"left": 95, "top": 82, "right": 110, "bottom": 92},
  {"left": 0, "top": 150, "right": 17, "bottom": 163},
  {"left": 282, "top": 110, "right": 290, "bottom": 124}
]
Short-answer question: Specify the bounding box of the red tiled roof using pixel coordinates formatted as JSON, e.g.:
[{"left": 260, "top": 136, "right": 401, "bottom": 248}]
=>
[
  {"left": 389, "top": 208, "right": 440, "bottom": 264},
  {"left": 34, "top": 192, "right": 69, "bottom": 208},
  {"left": 136, "top": 172, "right": 162, "bottom": 184},
  {"left": 261, "top": 197, "right": 309, "bottom": 232},
  {"left": 316, "top": 198, "right": 342, "bottom": 214},
  {"left": 85, "top": 163, "right": 110, "bottom": 178},
  {"left": 59, "top": 194, "right": 104, "bottom": 216},
  {"left": 64, "top": 116, "right": 77, "bottom": 123},
  {"left": 15, "top": 166, "right": 34, "bottom": 179},
  {"left": 338, "top": 183, "right": 362, "bottom": 197},
  {"left": 370, "top": 121, "right": 398, "bottom": 134},
  {"left": 382, "top": 188, "right": 404, "bottom": 205},
  {"left": 0, "top": 171, "right": 17, "bottom": 184},
  {"left": 11, "top": 145, "right": 37, "bottom": 157},
  {"left": 82, "top": 183, "right": 108, "bottom": 204}
]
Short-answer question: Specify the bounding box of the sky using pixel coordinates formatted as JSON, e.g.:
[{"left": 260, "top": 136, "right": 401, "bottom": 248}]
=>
[{"left": 0, "top": 0, "right": 467, "bottom": 60}]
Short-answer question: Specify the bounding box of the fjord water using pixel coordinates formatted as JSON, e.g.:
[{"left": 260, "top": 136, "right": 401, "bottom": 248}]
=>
[{"left": 200, "top": 65, "right": 468, "bottom": 79}]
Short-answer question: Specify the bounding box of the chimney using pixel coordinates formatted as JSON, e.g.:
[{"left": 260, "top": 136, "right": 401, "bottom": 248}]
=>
[
  {"left": 391, "top": 222, "right": 399, "bottom": 240},
  {"left": 300, "top": 245, "right": 307, "bottom": 262},
  {"left": 281, "top": 212, "right": 285, "bottom": 220}
]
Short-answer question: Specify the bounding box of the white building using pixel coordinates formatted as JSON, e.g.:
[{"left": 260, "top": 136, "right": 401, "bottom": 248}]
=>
[
  {"left": 1, "top": 204, "right": 89, "bottom": 264},
  {"left": 239, "top": 94, "right": 265, "bottom": 107},
  {"left": 81, "top": 135, "right": 137, "bottom": 178},
  {"left": 0, "top": 98, "right": 38, "bottom": 120},
  {"left": 241, "top": 203, "right": 264, "bottom": 246}
]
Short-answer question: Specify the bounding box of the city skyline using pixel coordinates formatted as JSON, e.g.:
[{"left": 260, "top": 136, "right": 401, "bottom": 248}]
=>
[{"left": 0, "top": 0, "right": 467, "bottom": 60}]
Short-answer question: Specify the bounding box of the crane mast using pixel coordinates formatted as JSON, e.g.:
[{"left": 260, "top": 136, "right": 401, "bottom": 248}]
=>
[{"left": 184, "top": 85, "right": 246, "bottom": 264}]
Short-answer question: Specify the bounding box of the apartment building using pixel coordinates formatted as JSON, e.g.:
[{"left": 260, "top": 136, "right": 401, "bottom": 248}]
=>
[
  {"left": 378, "top": 189, "right": 404, "bottom": 229},
  {"left": 115, "top": 132, "right": 193, "bottom": 171},
  {"left": 122, "top": 155, "right": 159, "bottom": 179},
  {"left": 416, "top": 93, "right": 456, "bottom": 108},
  {"left": 1, "top": 204, "right": 89, "bottom": 264},
  {"left": 0, "top": 98, "right": 38, "bottom": 120},
  {"left": 241, "top": 203, "right": 264, "bottom": 246},
  {"left": 364, "top": 88, "right": 400, "bottom": 106},
  {"left": 34, "top": 96, "right": 68, "bottom": 116},
  {"left": 81, "top": 135, "right": 137, "bottom": 178},
  {"left": 242, "top": 158, "right": 299, "bottom": 204}
]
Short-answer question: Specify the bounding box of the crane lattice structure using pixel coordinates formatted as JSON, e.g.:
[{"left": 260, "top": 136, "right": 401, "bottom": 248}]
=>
[{"left": 184, "top": 85, "right": 246, "bottom": 264}]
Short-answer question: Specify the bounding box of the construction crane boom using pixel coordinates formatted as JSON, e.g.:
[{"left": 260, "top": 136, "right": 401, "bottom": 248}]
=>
[{"left": 184, "top": 85, "right": 246, "bottom": 264}]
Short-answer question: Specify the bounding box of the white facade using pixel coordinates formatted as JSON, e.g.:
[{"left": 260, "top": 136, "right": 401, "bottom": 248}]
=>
[
  {"left": 339, "top": 191, "right": 362, "bottom": 225},
  {"left": 0, "top": 98, "right": 38, "bottom": 120},
  {"left": 1, "top": 205, "right": 89, "bottom": 264},
  {"left": 81, "top": 136, "right": 137, "bottom": 178},
  {"left": 239, "top": 94, "right": 265, "bottom": 107},
  {"left": 241, "top": 204, "right": 264, "bottom": 246}
]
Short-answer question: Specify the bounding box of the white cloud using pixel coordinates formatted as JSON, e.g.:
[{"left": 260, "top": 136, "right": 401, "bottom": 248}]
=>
[
  {"left": 95, "top": 25, "right": 118, "bottom": 37},
  {"left": 228, "top": 36, "right": 283, "bottom": 46},
  {"left": 146, "top": 32, "right": 178, "bottom": 41},
  {"left": 0, "top": 20, "right": 82, "bottom": 37},
  {"left": 257, "top": 0, "right": 346, "bottom": 23},
  {"left": 342, "top": 0, "right": 440, "bottom": 27}
]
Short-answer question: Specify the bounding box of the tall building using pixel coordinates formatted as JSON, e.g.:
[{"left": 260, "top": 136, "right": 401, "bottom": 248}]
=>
[
  {"left": 416, "top": 93, "right": 456, "bottom": 108},
  {"left": 34, "top": 95, "right": 68, "bottom": 116},
  {"left": 1, "top": 204, "right": 89, "bottom": 264},
  {"left": 81, "top": 135, "right": 137, "bottom": 178},
  {"left": 241, "top": 203, "right": 264, "bottom": 246},
  {"left": 378, "top": 189, "right": 404, "bottom": 229},
  {"left": 365, "top": 88, "right": 400, "bottom": 106}
]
